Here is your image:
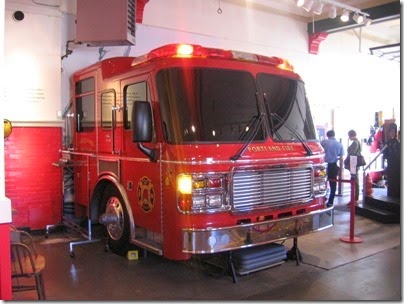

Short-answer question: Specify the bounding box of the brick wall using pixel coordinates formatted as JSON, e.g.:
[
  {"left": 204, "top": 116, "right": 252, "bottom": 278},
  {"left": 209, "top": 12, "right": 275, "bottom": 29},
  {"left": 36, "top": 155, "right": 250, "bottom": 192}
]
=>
[{"left": 5, "top": 127, "right": 62, "bottom": 230}]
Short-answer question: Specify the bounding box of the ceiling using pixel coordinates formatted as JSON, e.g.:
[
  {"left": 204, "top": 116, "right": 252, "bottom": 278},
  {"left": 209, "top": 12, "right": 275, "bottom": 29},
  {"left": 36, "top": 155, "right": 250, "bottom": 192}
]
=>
[{"left": 222, "top": 0, "right": 400, "bottom": 62}]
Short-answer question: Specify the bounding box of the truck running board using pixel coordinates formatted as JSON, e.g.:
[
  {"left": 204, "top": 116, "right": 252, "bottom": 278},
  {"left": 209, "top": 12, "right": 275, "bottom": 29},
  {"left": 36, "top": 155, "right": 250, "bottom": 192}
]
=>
[{"left": 131, "top": 237, "right": 163, "bottom": 256}]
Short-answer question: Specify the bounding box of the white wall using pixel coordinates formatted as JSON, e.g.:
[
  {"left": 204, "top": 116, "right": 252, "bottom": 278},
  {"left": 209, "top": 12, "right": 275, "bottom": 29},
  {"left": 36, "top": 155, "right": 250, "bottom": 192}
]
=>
[
  {"left": 1, "top": 0, "right": 13, "bottom": 225},
  {"left": 4, "top": 0, "right": 62, "bottom": 125},
  {"left": 1, "top": 0, "right": 5, "bottom": 198},
  {"left": 5, "top": 0, "right": 401, "bottom": 139},
  {"left": 306, "top": 29, "right": 400, "bottom": 140}
]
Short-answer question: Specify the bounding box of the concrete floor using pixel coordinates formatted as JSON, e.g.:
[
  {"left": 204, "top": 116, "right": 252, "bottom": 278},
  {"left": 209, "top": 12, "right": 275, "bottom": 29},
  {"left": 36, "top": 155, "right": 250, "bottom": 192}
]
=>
[{"left": 11, "top": 193, "right": 401, "bottom": 301}]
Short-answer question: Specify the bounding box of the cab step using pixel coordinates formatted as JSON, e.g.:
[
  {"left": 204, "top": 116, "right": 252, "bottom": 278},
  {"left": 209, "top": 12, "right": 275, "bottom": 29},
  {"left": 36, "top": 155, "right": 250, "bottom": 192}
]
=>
[{"left": 131, "top": 237, "right": 163, "bottom": 256}]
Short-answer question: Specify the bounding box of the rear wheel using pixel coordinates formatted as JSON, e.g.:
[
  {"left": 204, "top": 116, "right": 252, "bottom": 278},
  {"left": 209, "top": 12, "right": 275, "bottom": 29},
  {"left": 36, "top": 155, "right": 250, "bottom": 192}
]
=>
[{"left": 101, "top": 185, "right": 130, "bottom": 256}]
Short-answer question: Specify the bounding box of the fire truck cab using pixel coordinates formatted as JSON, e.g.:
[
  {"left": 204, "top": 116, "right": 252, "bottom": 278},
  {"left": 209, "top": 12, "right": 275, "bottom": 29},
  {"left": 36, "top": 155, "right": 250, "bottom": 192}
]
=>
[{"left": 65, "top": 43, "right": 332, "bottom": 261}]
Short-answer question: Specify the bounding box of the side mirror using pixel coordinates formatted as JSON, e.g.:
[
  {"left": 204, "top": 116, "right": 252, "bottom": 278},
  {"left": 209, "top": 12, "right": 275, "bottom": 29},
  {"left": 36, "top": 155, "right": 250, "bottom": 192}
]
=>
[
  {"left": 131, "top": 101, "right": 157, "bottom": 162},
  {"left": 132, "top": 101, "right": 152, "bottom": 142}
]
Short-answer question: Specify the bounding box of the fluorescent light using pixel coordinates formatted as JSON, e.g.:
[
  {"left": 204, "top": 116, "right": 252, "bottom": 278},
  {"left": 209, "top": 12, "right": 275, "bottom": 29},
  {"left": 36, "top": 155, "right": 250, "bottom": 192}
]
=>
[
  {"left": 296, "top": 0, "right": 305, "bottom": 7},
  {"left": 340, "top": 9, "right": 349, "bottom": 22}
]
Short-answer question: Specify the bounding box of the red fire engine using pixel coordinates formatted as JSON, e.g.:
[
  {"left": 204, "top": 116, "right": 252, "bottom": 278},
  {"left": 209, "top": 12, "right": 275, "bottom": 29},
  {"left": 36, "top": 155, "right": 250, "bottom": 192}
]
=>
[{"left": 62, "top": 43, "right": 332, "bottom": 262}]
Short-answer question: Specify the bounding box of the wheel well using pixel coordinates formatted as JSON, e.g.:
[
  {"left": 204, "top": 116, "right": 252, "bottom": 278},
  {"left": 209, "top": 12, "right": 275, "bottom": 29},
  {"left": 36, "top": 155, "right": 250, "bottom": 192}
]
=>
[
  {"left": 89, "top": 176, "right": 135, "bottom": 238},
  {"left": 89, "top": 179, "right": 111, "bottom": 223}
]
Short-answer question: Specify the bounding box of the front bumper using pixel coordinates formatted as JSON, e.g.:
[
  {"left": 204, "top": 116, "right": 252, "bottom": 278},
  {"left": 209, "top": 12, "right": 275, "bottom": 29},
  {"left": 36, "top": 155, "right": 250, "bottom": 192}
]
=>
[{"left": 182, "top": 207, "right": 333, "bottom": 254}]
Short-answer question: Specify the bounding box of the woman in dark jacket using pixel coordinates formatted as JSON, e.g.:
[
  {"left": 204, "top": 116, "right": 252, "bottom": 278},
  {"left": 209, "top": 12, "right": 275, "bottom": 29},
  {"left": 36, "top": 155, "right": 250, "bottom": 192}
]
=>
[{"left": 384, "top": 123, "right": 400, "bottom": 198}]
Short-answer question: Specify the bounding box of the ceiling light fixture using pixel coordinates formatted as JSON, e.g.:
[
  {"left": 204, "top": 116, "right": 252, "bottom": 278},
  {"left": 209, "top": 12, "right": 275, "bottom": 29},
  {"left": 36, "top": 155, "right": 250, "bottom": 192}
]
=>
[
  {"left": 295, "top": 0, "right": 371, "bottom": 25},
  {"left": 353, "top": 13, "right": 364, "bottom": 24},
  {"left": 328, "top": 5, "right": 337, "bottom": 18},
  {"left": 302, "top": 0, "right": 314, "bottom": 12},
  {"left": 340, "top": 9, "right": 349, "bottom": 22},
  {"left": 363, "top": 16, "right": 372, "bottom": 26},
  {"left": 313, "top": 2, "right": 323, "bottom": 15}
]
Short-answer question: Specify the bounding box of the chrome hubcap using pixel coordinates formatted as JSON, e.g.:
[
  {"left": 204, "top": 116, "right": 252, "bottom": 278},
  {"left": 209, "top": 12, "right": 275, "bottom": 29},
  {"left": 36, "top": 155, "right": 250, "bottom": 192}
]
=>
[{"left": 104, "top": 196, "right": 124, "bottom": 240}]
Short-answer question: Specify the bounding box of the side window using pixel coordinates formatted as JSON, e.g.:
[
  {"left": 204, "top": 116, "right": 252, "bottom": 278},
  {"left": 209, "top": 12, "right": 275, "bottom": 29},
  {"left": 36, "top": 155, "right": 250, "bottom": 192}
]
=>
[
  {"left": 124, "top": 82, "right": 150, "bottom": 130},
  {"left": 75, "top": 77, "right": 95, "bottom": 132},
  {"left": 101, "top": 90, "right": 116, "bottom": 129}
]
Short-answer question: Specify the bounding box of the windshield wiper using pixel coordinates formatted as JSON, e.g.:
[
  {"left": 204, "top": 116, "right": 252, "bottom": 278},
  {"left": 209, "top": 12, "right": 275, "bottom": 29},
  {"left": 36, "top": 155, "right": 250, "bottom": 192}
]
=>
[
  {"left": 230, "top": 111, "right": 265, "bottom": 161},
  {"left": 263, "top": 93, "right": 282, "bottom": 140},
  {"left": 270, "top": 112, "right": 313, "bottom": 156}
]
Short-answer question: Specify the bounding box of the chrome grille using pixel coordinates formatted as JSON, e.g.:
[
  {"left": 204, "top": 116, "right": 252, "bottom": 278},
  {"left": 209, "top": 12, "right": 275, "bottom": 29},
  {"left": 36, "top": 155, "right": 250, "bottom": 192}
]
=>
[{"left": 232, "top": 167, "right": 313, "bottom": 211}]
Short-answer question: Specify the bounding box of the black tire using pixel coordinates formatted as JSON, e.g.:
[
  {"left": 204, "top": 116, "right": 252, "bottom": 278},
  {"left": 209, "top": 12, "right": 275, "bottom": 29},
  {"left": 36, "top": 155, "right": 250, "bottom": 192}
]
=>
[{"left": 101, "top": 185, "right": 130, "bottom": 256}]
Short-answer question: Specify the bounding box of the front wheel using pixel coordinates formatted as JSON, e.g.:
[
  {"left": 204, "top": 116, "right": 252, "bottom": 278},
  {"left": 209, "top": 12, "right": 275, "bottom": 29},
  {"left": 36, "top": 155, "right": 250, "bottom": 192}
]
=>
[{"left": 100, "top": 185, "right": 130, "bottom": 256}]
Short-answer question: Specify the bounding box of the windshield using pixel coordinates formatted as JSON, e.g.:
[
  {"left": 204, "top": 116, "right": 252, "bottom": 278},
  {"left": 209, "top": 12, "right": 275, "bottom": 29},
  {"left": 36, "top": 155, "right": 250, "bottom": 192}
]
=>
[
  {"left": 258, "top": 73, "right": 317, "bottom": 141},
  {"left": 157, "top": 67, "right": 317, "bottom": 144},
  {"left": 157, "top": 68, "right": 265, "bottom": 143}
]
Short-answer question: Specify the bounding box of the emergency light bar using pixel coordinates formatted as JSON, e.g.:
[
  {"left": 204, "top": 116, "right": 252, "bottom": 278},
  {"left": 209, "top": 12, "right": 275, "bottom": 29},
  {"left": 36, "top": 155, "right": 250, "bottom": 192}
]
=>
[{"left": 131, "top": 43, "right": 294, "bottom": 72}]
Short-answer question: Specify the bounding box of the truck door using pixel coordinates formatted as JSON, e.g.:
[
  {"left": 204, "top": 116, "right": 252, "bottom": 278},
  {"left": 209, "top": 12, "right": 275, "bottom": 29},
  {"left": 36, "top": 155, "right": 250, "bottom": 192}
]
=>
[
  {"left": 74, "top": 76, "right": 96, "bottom": 153},
  {"left": 73, "top": 76, "right": 97, "bottom": 207},
  {"left": 98, "top": 89, "right": 123, "bottom": 155},
  {"left": 120, "top": 76, "right": 162, "bottom": 233}
]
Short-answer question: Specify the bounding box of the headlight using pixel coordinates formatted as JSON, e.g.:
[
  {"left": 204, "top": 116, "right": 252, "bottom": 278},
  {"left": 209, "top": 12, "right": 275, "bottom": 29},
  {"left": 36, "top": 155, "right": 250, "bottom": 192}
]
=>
[
  {"left": 177, "top": 173, "right": 230, "bottom": 213},
  {"left": 177, "top": 174, "right": 192, "bottom": 194},
  {"left": 313, "top": 165, "right": 327, "bottom": 197}
]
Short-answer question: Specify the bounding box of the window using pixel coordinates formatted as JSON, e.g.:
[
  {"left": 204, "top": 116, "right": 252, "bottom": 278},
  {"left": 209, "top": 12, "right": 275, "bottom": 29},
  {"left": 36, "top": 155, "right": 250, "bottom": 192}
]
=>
[
  {"left": 123, "top": 82, "right": 150, "bottom": 130},
  {"left": 101, "top": 90, "right": 116, "bottom": 129},
  {"left": 157, "top": 68, "right": 264, "bottom": 143},
  {"left": 257, "top": 74, "right": 316, "bottom": 141},
  {"left": 75, "top": 78, "right": 95, "bottom": 132}
]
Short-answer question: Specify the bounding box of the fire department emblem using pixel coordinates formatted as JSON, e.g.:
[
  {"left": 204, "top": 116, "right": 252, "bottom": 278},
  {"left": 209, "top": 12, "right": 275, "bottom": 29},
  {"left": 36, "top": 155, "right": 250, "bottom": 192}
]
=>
[{"left": 137, "top": 176, "right": 155, "bottom": 213}]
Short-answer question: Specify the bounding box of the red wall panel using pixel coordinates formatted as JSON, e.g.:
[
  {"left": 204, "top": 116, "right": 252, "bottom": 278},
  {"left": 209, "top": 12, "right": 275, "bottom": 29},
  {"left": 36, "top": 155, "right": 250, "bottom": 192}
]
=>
[
  {"left": 0, "top": 224, "right": 12, "bottom": 300},
  {"left": 5, "top": 127, "right": 62, "bottom": 230}
]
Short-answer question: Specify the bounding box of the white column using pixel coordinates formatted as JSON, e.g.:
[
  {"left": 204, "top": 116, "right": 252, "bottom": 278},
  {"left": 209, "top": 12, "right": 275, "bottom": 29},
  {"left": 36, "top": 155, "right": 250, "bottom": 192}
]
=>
[{"left": 0, "top": 0, "right": 12, "bottom": 224}]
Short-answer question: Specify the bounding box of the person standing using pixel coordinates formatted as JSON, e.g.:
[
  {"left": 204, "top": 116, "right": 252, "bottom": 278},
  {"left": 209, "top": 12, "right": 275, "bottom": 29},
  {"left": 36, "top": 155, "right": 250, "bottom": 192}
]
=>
[
  {"left": 383, "top": 123, "right": 400, "bottom": 198},
  {"left": 321, "top": 130, "right": 344, "bottom": 207},
  {"left": 347, "top": 129, "right": 361, "bottom": 203}
]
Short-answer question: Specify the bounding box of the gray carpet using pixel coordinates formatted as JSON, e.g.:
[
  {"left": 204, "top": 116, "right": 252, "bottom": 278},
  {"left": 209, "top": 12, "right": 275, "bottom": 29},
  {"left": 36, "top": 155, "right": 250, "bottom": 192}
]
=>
[{"left": 284, "top": 206, "right": 401, "bottom": 270}]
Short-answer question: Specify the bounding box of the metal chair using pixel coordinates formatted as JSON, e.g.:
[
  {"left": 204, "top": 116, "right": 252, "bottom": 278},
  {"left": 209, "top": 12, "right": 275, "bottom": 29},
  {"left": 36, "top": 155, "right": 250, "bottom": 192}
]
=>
[{"left": 10, "top": 227, "right": 46, "bottom": 300}]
